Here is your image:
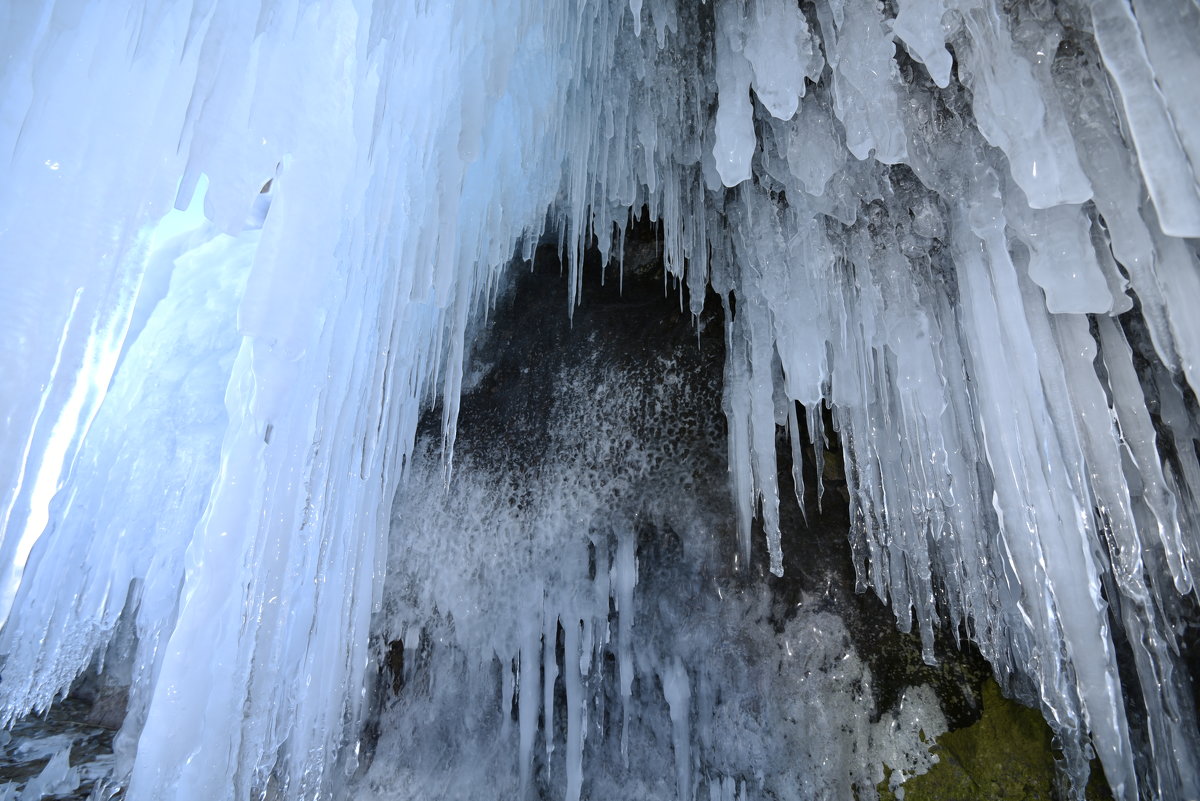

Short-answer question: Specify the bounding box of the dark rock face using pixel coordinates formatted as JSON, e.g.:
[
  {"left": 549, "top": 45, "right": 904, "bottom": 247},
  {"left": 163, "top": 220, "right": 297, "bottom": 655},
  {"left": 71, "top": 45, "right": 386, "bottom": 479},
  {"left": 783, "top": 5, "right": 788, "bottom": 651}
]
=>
[
  {"left": 477, "top": 226, "right": 995, "bottom": 718},
  {"left": 363, "top": 223, "right": 1045, "bottom": 799},
  {"left": 450, "top": 234, "right": 726, "bottom": 488}
]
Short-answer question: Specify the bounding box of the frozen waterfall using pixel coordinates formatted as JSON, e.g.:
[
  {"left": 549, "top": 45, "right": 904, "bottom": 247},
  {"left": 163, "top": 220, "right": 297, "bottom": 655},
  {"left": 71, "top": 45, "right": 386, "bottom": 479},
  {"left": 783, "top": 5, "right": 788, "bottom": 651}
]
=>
[{"left": 1, "top": 0, "right": 1198, "bottom": 799}]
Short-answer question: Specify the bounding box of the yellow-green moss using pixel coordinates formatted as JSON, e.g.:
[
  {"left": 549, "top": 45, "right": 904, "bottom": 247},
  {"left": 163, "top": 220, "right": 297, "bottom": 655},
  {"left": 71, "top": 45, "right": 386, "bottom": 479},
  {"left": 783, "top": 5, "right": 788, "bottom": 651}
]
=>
[{"left": 878, "top": 680, "right": 1114, "bottom": 801}]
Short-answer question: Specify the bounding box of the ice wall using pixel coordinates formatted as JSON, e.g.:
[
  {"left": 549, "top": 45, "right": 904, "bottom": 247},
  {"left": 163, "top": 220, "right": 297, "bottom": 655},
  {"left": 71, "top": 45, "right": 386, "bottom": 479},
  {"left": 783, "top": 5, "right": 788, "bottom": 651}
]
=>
[
  {"left": 1, "top": 1, "right": 1198, "bottom": 800},
  {"left": 1, "top": 2, "right": 574, "bottom": 798}
]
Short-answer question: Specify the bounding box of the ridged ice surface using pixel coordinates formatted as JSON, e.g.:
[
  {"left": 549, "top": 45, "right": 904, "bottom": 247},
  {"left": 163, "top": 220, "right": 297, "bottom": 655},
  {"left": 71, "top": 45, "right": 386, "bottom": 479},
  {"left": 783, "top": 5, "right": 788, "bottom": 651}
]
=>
[{"left": 0, "top": 1, "right": 1198, "bottom": 800}]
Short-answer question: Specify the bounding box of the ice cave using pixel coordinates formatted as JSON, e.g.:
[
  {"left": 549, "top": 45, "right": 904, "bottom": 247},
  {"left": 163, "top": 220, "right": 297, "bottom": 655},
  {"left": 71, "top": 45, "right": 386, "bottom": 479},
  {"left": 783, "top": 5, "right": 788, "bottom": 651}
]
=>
[{"left": 1, "top": 0, "right": 1199, "bottom": 799}]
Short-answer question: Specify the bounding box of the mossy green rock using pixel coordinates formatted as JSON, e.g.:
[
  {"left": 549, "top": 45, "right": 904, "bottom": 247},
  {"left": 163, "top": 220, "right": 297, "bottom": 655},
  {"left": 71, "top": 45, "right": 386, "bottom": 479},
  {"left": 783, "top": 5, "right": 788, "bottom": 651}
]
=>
[{"left": 880, "top": 680, "right": 1113, "bottom": 801}]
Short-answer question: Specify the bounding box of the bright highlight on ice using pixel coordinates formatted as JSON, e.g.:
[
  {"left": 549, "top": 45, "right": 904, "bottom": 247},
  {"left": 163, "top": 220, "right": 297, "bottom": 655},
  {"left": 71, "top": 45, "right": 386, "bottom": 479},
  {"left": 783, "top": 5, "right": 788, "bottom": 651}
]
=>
[{"left": 0, "top": 1, "right": 1198, "bottom": 800}]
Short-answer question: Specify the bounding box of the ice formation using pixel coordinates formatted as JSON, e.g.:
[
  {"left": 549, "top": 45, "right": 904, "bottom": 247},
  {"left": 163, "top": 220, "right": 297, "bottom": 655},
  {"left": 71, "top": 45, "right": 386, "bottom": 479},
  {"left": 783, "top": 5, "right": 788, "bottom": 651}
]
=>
[{"left": 1, "top": 1, "right": 1198, "bottom": 800}]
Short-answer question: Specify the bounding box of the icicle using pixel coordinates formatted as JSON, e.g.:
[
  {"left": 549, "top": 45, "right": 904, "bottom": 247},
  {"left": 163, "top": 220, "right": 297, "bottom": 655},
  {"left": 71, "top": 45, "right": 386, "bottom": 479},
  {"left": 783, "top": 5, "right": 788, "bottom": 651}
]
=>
[
  {"left": 808, "top": 405, "right": 826, "bottom": 513},
  {"left": 613, "top": 522, "right": 637, "bottom": 759},
  {"left": 544, "top": 611, "right": 559, "bottom": 766},
  {"left": 892, "top": 0, "right": 952, "bottom": 88},
  {"left": 1096, "top": 317, "right": 1191, "bottom": 593},
  {"left": 661, "top": 657, "right": 691, "bottom": 801},
  {"left": 518, "top": 624, "right": 541, "bottom": 796},
  {"left": 711, "top": 0, "right": 755, "bottom": 187},
  {"left": 564, "top": 619, "right": 584, "bottom": 801},
  {"left": 786, "top": 403, "right": 807, "bottom": 522},
  {"left": 6, "top": 2, "right": 1200, "bottom": 799},
  {"left": 1090, "top": 0, "right": 1200, "bottom": 236}
]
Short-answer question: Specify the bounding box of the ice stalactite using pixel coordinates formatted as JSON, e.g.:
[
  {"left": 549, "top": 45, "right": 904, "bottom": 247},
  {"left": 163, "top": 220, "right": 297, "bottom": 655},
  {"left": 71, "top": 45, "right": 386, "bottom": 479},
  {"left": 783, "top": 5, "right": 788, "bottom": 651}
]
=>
[
  {"left": 2, "top": 2, "right": 574, "bottom": 798},
  {"left": 0, "top": 1, "right": 1198, "bottom": 800}
]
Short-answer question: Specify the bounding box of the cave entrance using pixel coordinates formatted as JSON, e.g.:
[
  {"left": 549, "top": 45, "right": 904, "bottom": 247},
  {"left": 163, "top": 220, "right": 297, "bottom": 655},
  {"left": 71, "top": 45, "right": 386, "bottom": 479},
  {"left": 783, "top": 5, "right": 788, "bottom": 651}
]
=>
[{"left": 351, "top": 215, "right": 1077, "bottom": 801}]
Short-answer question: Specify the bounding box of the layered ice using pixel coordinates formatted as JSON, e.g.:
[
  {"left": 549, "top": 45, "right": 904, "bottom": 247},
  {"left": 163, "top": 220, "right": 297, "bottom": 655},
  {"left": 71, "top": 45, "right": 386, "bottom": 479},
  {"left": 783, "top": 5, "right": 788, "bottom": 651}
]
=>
[{"left": 1, "top": 1, "right": 1199, "bottom": 800}]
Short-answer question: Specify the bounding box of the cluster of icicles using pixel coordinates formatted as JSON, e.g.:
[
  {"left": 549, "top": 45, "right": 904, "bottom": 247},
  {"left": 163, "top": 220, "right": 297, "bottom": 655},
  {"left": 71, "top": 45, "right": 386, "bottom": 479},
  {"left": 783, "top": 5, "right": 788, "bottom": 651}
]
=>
[{"left": 0, "top": 0, "right": 1198, "bottom": 799}]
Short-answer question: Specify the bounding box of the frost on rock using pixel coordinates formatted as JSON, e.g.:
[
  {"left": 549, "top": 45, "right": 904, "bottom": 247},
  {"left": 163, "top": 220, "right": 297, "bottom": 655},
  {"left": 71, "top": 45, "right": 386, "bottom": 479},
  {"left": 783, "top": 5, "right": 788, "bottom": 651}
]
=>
[{"left": 0, "top": 1, "right": 1199, "bottom": 801}]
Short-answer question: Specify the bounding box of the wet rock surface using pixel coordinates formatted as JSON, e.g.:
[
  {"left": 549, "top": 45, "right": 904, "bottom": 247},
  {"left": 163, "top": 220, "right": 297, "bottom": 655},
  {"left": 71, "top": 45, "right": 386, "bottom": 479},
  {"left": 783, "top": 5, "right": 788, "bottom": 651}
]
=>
[
  {"left": 377, "top": 224, "right": 1061, "bottom": 799},
  {"left": 879, "top": 680, "right": 1114, "bottom": 801},
  {"left": 503, "top": 230, "right": 996, "bottom": 728}
]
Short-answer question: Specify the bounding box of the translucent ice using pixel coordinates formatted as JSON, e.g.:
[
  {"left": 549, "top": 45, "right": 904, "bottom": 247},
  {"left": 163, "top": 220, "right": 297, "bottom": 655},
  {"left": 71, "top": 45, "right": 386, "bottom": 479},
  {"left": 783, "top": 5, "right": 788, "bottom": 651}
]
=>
[
  {"left": 743, "top": 0, "right": 821, "bottom": 121},
  {"left": 712, "top": 0, "right": 757, "bottom": 187},
  {"left": 892, "top": 0, "right": 952, "bottom": 88},
  {"left": 2, "top": 1, "right": 1199, "bottom": 800}
]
